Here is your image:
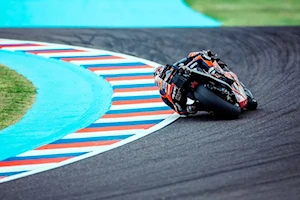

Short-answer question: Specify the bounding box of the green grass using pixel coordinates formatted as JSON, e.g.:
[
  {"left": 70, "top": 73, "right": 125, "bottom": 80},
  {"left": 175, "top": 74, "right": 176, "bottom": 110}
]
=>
[
  {"left": 185, "top": 0, "right": 300, "bottom": 26},
  {"left": 0, "top": 64, "right": 36, "bottom": 131}
]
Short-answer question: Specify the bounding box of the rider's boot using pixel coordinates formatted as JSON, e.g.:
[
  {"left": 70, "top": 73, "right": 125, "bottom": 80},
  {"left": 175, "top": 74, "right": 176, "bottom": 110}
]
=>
[
  {"left": 186, "top": 104, "right": 197, "bottom": 114},
  {"left": 176, "top": 102, "right": 198, "bottom": 117}
]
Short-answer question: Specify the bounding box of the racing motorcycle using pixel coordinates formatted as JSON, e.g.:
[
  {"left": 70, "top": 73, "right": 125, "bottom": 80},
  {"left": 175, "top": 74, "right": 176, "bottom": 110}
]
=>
[{"left": 164, "top": 63, "right": 258, "bottom": 118}]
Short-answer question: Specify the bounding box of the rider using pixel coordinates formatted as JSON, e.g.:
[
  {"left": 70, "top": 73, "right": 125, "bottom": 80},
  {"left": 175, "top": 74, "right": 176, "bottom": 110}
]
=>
[{"left": 154, "top": 50, "right": 235, "bottom": 115}]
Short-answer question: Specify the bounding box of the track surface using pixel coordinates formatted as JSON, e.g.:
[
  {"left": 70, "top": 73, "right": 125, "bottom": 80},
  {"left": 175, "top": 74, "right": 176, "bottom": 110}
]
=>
[{"left": 0, "top": 27, "right": 300, "bottom": 200}]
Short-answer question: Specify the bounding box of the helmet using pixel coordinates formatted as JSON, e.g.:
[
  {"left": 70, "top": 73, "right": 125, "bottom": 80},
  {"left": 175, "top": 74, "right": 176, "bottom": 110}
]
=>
[
  {"left": 154, "top": 65, "right": 164, "bottom": 76},
  {"left": 202, "top": 50, "right": 217, "bottom": 60},
  {"left": 207, "top": 50, "right": 213, "bottom": 57},
  {"left": 201, "top": 50, "right": 212, "bottom": 60}
]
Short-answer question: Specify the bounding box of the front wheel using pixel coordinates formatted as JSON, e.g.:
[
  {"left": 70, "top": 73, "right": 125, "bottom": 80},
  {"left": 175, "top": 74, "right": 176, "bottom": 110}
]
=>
[
  {"left": 240, "top": 82, "right": 258, "bottom": 110},
  {"left": 194, "top": 85, "right": 241, "bottom": 119},
  {"left": 246, "top": 98, "right": 258, "bottom": 110}
]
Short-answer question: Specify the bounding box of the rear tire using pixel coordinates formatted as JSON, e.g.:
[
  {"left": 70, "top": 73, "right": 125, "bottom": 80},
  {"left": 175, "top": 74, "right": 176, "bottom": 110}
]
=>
[{"left": 194, "top": 85, "right": 241, "bottom": 119}]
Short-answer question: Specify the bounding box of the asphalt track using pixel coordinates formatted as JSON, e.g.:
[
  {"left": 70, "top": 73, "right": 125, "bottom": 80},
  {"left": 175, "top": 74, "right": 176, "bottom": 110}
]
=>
[{"left": 0, "top": 27, "right": 300, "bottom": 200}]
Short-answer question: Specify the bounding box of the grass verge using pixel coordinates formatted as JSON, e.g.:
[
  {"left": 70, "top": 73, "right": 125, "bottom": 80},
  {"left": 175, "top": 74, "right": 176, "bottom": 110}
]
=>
[
  {"left": 185, "top": 0, "right": 300, "bottom": 26},
  {"left": 0, "top": 64, "right": 36, "bottom": 131}
]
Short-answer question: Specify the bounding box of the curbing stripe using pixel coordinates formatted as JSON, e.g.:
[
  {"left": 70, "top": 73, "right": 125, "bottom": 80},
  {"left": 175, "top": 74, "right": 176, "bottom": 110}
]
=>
[{"left": 0, "top": 38, "right": 180, "bottom": 183}]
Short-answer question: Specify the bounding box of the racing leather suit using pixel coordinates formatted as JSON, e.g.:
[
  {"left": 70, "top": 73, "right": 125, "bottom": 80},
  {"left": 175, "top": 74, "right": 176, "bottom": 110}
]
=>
[{"left": 154, "top": 50, "right": 233, "bottom": 115}]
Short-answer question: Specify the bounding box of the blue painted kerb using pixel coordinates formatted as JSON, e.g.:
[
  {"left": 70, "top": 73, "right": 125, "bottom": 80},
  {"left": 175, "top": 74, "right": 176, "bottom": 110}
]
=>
[
  {"left": 0, "top": 50, "right": 113, "bottom": 161},
  {"left": 0, "top": 0, "right": 221, "bottom": 27}
]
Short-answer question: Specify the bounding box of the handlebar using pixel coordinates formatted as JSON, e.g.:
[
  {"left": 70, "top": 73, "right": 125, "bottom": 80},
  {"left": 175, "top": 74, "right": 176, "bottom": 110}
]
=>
[{"left": 176, "top": 65, "right": 232, "bottom": 90}]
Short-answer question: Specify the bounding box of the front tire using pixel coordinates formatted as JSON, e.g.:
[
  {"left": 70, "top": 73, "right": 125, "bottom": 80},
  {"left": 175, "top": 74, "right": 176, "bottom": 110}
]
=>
[
  {"left": 246, "top": 98, "right": 258, "bottom": 110},
  {"left": 194, "top": 85, "right": 241, "bottom": 119},
  {"left": 240, "top": 82, "right": 258, "bottom": 110}
]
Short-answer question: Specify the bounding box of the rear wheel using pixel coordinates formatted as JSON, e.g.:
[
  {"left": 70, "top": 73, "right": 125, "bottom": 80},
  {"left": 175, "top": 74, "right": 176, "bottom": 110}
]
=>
[{"left": 194, "top": 85, "right": 241, "bottom": 119}]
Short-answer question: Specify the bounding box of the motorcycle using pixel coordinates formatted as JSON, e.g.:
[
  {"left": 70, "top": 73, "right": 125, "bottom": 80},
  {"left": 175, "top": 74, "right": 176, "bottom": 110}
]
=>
[{"left": 163, "top": 62, "right": 258, "bottom": 118}]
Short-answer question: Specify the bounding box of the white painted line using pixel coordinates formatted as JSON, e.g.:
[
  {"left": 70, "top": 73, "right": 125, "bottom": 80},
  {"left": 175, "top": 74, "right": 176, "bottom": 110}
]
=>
[
  {"left": 93, "top": 68, "right": 154, "bottom": 75},
  {"left": 95, "top": 114, "right": 171, "bottom": 123},
  {"left": 0, "top": 38, "right": 163, "bottom": 69},
  {"left": 0, "top": 38, "right": 179, "bottom": 184},
  {"left": 109, "top": 79, "right": 154, "bottom": 86},
  {"left": 112, "top": 90, "right": 159, "bottom": 97},
  {"left": 0, "top": 40, "right": 30, "bottom": 44},
  {"left": 110, "top": 102, "right": 167, "bottom": 110},
  {"left": 63, "top": 129, "right": 144, "bottom": 139},
  {"left": 0, "top": 45, "right": 67, "bottom": 51},
  {"left": 0, "top": 113, "right": 179, "bottom": 184},
  {"left": 0, "top": 163, "right": 55, "bottom": 173}
]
